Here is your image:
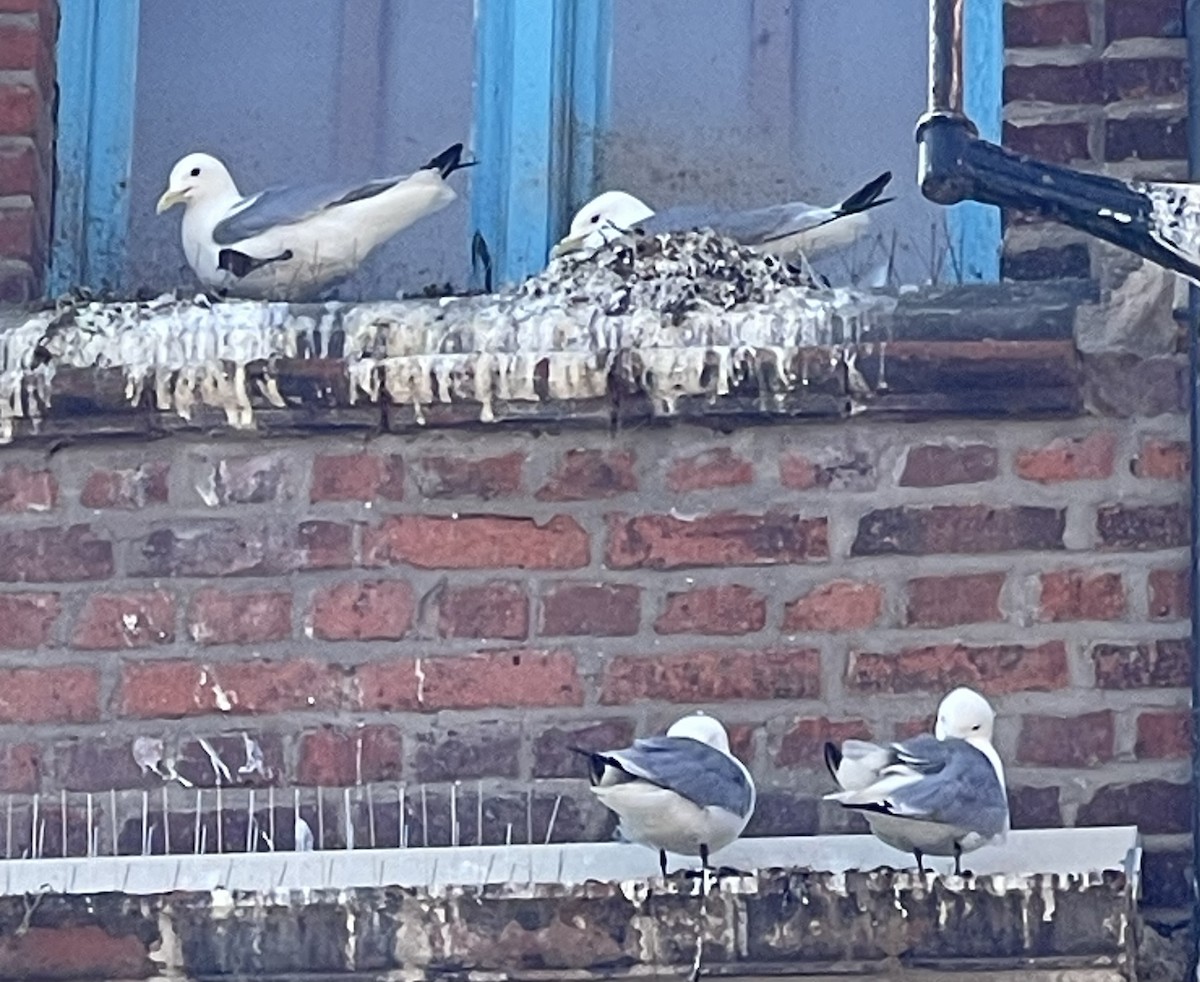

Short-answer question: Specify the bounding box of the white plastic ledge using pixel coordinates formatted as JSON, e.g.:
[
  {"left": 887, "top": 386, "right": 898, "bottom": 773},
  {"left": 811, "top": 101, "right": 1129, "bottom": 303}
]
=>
[{"left": 0, "top": 826, "right": 1140, "bottom": 898}]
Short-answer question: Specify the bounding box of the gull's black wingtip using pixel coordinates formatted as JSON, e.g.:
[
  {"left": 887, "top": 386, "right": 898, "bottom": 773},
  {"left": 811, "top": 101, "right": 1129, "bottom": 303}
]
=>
[
  {"left": 424, "top": 142, "right": 478, "bottom": 178},
  {"left": 569, "top": 745, "right": 606, "bottom": 785},
  {"left": 839, "top": 170, "right": 894, "bottom": 215},
  {"left": 822, "top": 741, "right": 842, "bottom": 782}
]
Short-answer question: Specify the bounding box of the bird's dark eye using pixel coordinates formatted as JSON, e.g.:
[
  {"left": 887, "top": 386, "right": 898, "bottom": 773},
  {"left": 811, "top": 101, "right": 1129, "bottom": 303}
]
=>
[
  {"left": 590, "top": 214, "right": 600, "bottom": 224},
  {"left": 972, "top": 724, "right": 981, "bottom": 731},
  {"left": 190, "top": 167, "right": 201, "bottom": 177}
]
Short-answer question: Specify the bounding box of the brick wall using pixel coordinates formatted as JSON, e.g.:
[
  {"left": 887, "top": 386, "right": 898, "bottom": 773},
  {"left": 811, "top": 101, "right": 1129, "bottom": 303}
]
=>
[
  {"left": 0, "top": 0, "right": 55, "bottom": 302},
  {"left": 1003, "top": 0, "right": 1187, "bottom": 280},
  {"left": 0, "top": 408, "right": 1188, "bottom": 911}
]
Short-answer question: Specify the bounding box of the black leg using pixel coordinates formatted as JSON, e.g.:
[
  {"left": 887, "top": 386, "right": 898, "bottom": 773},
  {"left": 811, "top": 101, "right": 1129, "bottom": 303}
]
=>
[
  {"left": 700, "top": 844, "right": 711, "bottom": 871},
  {"left": 659, "top": 849, "right": 669, "bottom": 878},
  {"left": 914, "top": 849, "right": 926, "bottom": 874},
  {"left": 953, "top": 843, "right": 963, "bottom": 876}
]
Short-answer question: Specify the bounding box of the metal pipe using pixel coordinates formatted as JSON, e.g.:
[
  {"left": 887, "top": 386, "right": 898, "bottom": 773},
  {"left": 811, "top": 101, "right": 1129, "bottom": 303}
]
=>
[
  {"left": 928, "top": 0, "right": 962, "bottom": 115},
  {"left": 1185, "top": 2, "right": 1200, "bottom": 974}
]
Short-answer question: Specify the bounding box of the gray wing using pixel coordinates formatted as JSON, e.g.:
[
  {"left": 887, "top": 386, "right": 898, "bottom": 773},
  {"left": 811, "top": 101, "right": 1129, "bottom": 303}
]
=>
[
  {"left": 888, "top": 737, "right": 1008, "bottom": 837},
  {"left": 212, "top": 176, "right": 403, "bottom": 245},
  {"left": 642, "top": 201, "right": 833, "bottom": 247},
  {"left": 617, "top": 736, "right": 753, "bottom": 817}
]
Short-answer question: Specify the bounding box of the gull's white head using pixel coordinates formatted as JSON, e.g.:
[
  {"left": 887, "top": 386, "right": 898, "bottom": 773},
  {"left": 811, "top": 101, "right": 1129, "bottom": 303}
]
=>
[
  {"left": 666, "top": 711, "right": 732, "bottom": 754},
  {"left": 554, "top": 190, "right": 656, "bottom": 255},
  {"left": 934, "top": 686, "right": 996, "bottom": 742},
  {"left": 156, "top": 152, "right": 239, "bottom": 214}
]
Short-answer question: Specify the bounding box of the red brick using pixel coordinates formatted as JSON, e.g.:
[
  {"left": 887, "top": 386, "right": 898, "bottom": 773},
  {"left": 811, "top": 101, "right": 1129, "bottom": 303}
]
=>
[
  {"left": 847, "top": 641, "right": 1069, "bottom": 695},
  {"left": 1003, "top": 121, "right": 1090, "bottom": 163},
  {"left": 0, "top": 591, "right": 57, "bottom": 647},
  {"left": 1005, "top": 62, "right": 1102, "bottom": 105},
  {"left": 1096, "top": 503, "right": 1188, "bottom": 550},
  {"left": 310, "top": 579, "right": 414, "bottom": 641},
  {"left": 188, "top": 588, "right": 292, "bottom": 645},
  {"left": 1106, "top": 116, "right": 1187, "bottom": 162},
  {"left": 783, "top": 579, "right": 883, "bottom": 632},
  {"left": 533, "top": 719, "right": 636, "bottom": 778},
  {"left": 0, "top": 741, "right": 38, "bottom": 792},
  {"left": 905, "top": 572, "right": 1004, "bottom": 627},
  {"left": 899, "top": 444, "right": 998, "bottom": 487},
  {"left": 607, "top": 512, "right": 828, "bottom": 570},
  {"left": 0, "top": 20, "right": 38, "bottom": 70},
  {"left": 1136, "top": 708, "right": 1192, "bottom": 759},
  {"left": 0, "top": 926, "right": 153, "bottom": 980},
  {"left": 1077, "top": 780, "right": 1190, "bottom": 834},
  {"left": 132, "top": 520, "right": 351, "bottom": 577},
  {"left": 853, "top": 505, "right": 1064, "bottom": 556},
  {"left": 1016, "top": 431, "right": 1116, "bottom": 483},
  {"left": 356, "top": 649, "right": 583, "bottom": 711},
  {"left": 601, "top": 648, "right": 821, "bottom": 704},
  {"left": 776, "top": 717, "right": 871, "bottom": 768},
  {"left": 537, "top": 449, "right": 637, "bottom": 501},
  {"left": 365, "top": 514, "right": 588, "bottom": 569},
  {"left": 0, "top": 463, "right": 53, "bottom": 511},
  {"left": 1017, "top": 711, "right": 1114, "bottom": 766},
  {"left": 0, "top": 525, "right": 110, "bottom": 583},
  {"left": 119, "top": 659, "right": 349, "bottom": 718},
  {"left": 310, "top": 453, "right": 404, "bottom": 502},
  {"left": 71, "top": 590, "right": 174, "bottom": 650},
  {"left": 1103, "top": 58, "right": 1186, "bottom": 101},
  {"left": 0, "top": 81, "right": 35, "bottom": 137},
  {"left": 726, "top": 722, "right": 757, "bottom": 765},
  {"left": 1005, "top": 1, "right": 1091, "bottom": 45},
  {"left": 894, "top": 717, "right": 935, "bottom": 741},
  {"left": 297, "top": 724, "right": 403, "bottom": 785},
  {"left": 1149, "top": 568, "right": 1190, "bottom": 620},
  {"left": 655, "top": 584, "right": 766, "bottom": 635},
  {"left": 1092, "top": 638, "right": 1190, "bottom": 689},
  {"left": 1038, "top": 569, "right": 1125, "bottom": 621},
  {"left": 778, "top": 447, "right": 877, "bottom": 492},
  {"left": 411, "top": 452, "right": 524, "bottom": 499},
  {"left": 0, "top": 666, "right": 99, "bottom": 723},
  {"left": 1106, "top": 0, "right": 1183, "bottom": 40},
  {"left": 80, "top": 462, "right": 169, "bottom": 509},
  {"left": 437, "top": 581, "right": 528, "bottom": 639},
  {"left": 1133, "top": 437, "right": 1189, "bottom": 479},
  {"left": 540, "top": 582, "right": 641, "bottom": 636},
  {"left": 0, "top": 204, "right": 33, "bottom": 254},
  {"left": 667, "top": 448, "right": 754, "bottom": 491}
]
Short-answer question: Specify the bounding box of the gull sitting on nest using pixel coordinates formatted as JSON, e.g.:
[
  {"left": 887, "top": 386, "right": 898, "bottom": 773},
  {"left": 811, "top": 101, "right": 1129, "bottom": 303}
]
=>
[{"left": 156, "top": 143, "right": 475, "bottom": 301}]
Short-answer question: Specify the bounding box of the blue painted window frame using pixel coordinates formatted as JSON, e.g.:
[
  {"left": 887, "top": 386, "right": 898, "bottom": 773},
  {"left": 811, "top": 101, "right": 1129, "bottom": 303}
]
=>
[{"left": 50, "top": 0, "right": 999, "bottom": 293}]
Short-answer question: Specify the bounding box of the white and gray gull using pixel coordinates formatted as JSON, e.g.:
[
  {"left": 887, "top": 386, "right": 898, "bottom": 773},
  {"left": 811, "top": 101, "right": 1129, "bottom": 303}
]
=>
[
  {"left": 823, "top": 686, "right": 1009, "bottom": 875},
  {"left": 574, "top": 711, "right": 756, "bottom": 877},
  {"left": 553, "top": 171, "right": 892, "bottom": 260},
  {"left": 156, "top": 143, "right": 475, "bottom": 301}
]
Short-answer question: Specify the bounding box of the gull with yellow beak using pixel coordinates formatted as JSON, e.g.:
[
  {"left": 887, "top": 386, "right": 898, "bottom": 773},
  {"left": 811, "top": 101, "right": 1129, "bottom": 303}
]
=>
[{"left": 156, "top": 143, "right": 475, "bottom": 301}]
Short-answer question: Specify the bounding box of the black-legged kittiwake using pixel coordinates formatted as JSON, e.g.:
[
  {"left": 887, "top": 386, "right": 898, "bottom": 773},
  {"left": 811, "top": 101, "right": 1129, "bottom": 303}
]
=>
[
  {"left": 156, "top": 143, "right": 475, "bottom": 301},
  {"left": 573, "top": 711, "right": 756, "bottom": 877},
  {"left": 823, "top": 686, "right": 1009, "bottom": 875},
  {"left": 553, "top": 172, "right": 892, "bottom": 259}
]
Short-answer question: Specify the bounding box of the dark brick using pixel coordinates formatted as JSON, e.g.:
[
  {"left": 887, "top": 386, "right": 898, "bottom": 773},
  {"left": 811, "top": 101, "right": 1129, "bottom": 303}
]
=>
[
  {"left": 411, "top": 452, "right": 524, "bottom": 499},
  {"left": 533, "top": 719, "right": 636, "bottom": 778},
  {"left": 906, "top": 572, "right": 1005, "bottom": 628},
  {"left": 852, "top": 505, "right": 1065, "bottom": 556},
  {"left": 1077, "top": 780, "right": 1190, "bottom": 834},
  {"left": 778, "top": 447, "right": 877, "bottom": 492},
  {"left": 437, "top": 581, "right": 529, "bottom": 639},
  {"left": 412, "top": 723, "right": 521, "bottom": 782},
  {"left": 1105, "top": 116, "right": 1187, "bottom": 162},
  {"left": 1093, "top": 638, "right": 1190, "bottom": 689},
  {"left": 0, "top": 525, "right": 113, "bottom": 582},
  {"left": 0, "top": 926, "right": 154, "bottom": 980},
  {"left": 1096, "top": 503, "right": 1188, "bottom": 550},
  {"left": 1008, "top": 786, "right": 1062, "bottom": 829},
  {"left": 170, "top": 732, "right": 284, "bottom": 788},
  {"left": 1082, "top": 354, "right": 1186, "bottom": 417},
  {"left": 80, "top": 462, "right": 169, "bottom": 509},
  {"left": 743, "top": 790, "right": 819, "bottom": 838},
  {"left": 848, "top": 641, "right": 1069, "bottom": 695},
  {"left": 1104, "top": 58, "right": 1186, "bottom": 101},
  {"left": 1136, "top": 708, "right": 1191, "bottom": 759},
  {"left": 899, "top": 444, "right": 998, "bottom": 487},
  {"left": 132, "top": 521, "right": 353, "bottom": 577},
  {"left": 0, "top": 591, "right": 58, "bottom": 648},
  {"left": 1005, "top": 62, "right": 1102, "bottom": 104},
  {"left": 56, "top": 734, "right": 155, "bottom": 792},
  {"left": 607, "top": 512, "right": 828, "bottom": 569},
  {"left": 1017, "top": 711, "right": 1114, "bottom": 766},
  {"left": 537, "top": 449, "right": 637, "bottom": 501},
  {"left": 1106, "top": 0, "right": 1184, "bottom": 40},
  {"left": 540, "top": 582, "right": 641, "bottom": 637},
  {"left": 1149, "top": 568, "right": 1190, "bottom": 620},
  {"left": 1141, "top": 849, "right": 1192, "bottom": 909},
  {"left": 204, "top": 453, "right": 289, "bottom": 504},
  {"left": 1002, "top": 244, "right": 1092, "bottom": 281},
  {"left": 1004, "top": 122, "right": 1090, "bottom": 164}
]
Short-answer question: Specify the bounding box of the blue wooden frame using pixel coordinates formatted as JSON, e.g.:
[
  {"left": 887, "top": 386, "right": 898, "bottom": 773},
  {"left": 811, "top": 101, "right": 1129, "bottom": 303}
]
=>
[
  {"left": 48, "top": 0, "right": 140, "bottom": 296},
  {"left": 948, "top": 0, "right": 1003, "bottom": 282}
]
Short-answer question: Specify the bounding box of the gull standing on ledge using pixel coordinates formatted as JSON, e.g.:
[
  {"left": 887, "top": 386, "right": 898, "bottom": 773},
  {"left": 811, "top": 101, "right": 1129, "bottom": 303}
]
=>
[
  {"left": 553, "top": 171, "right": 892, "bottom": 260},
  {"left": 156, "top": 143, "right": 475, "bottom": 301},
  {"left": 574, "top": 712, "right": 755, "bottom": 877},
  {"left": 823, "top": 686, "right": 1009, "bottom": 875}
]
